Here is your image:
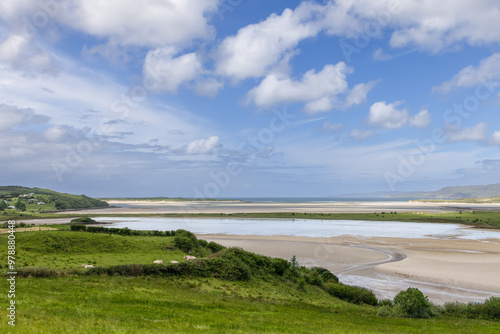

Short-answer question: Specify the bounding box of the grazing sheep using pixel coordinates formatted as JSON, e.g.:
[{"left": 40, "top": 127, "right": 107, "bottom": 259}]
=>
[
  {"left": 81, "top": 264, "right": 94, "bottom": 268},
  {"left": 153, "top": 260, "right": 163, "bottom": 264},
  {"left": 170, "top": 260, "right": 179, "bottom": 264},
  {"left": 183, "top": 255, "right": 196, "bottom": 260}
]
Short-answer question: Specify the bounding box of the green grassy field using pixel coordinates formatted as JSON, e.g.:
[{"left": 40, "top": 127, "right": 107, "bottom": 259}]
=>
[
  {"left": 2, "top": 231, "right": 185, "bottom": 269},
  {"left": 2, "top": 276, "right": 500, "bottom": 334},
  {"left": 0, "top": 229, "right": 499, "bottom": 333}
]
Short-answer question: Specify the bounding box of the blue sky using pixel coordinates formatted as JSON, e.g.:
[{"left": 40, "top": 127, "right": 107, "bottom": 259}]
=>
[{"left": 1, "top": 0, "right": 500, "bottom": 198}]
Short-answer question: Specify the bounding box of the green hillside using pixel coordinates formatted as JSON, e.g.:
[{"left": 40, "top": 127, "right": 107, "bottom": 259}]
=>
[
  {"left": 390, "top": 183, "right": 500, "bottom": 200},
  {"left": 0, "top": 186, "right": 108, "bottom": 213},
  {"left": 0, "top": 228, "right": 499, "bottom": 333}
]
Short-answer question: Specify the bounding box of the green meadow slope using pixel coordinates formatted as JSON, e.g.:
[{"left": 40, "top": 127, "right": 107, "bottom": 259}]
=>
[
  {"left": 0, "top": 228, "right": 499, "bottom": 333},
  {"left": 0, "top": 186, "right": 109, "bottom": 214}
]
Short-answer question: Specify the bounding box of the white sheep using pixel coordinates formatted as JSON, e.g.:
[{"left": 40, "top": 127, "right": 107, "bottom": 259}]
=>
[
  {"left": 81, "top": 264, "right": 94, "bottom": 268},
  {"left": 153, "top": 260, "right": 163, "bottom": 264},
  {"left": 183, "top": 255, "right": 196, "bottom": 260},
  {"left": 170, "top": 260, "right": 179, "bottom": 264}
]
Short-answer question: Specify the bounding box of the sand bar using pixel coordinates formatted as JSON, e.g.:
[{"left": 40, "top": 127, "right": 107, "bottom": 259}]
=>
[{"left": 63, "top": 199, "right": 500, "bottom": 214}]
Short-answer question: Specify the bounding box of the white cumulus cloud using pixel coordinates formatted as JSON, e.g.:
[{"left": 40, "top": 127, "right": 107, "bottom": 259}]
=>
[
  {"left": 368, "top": 101, "right": 430, "bottom": 129},
  {"left": 247, "top": 63, "right": 374, "bottom": 113},
  {"left": 0, "top": 34, "right": 59, "bottom": 77},
  {"left": 434, "top": 53, "right": 500, "bottom": 93},
  {"left": 409, "top": 109, "right": 431, "bottom": 128},
  {"left": 184, "top": 136, "right": 219, "bottom": 155},
  {"left": 490, "top": 131, "right": 500, "bottom": 146},
  {"left": 215, "top": 2, "right": 326, "bottom": 81},
  {"left": 58, "top": 0, "right": 219, "bottom": 48},
  {"left": 143, "top": 47, "right": 203, "bottom": 93}
]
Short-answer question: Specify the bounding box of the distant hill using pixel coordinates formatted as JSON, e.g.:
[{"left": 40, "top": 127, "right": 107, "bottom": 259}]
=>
[
  {"left": 387, "top": 183, "right": 500, "bottom": 200},
  {"left": 0, "top": 186, "right": 109, "bottom": 210}
]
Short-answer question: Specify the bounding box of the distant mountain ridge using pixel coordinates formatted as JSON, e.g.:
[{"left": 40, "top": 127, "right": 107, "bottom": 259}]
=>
[
  {"left": 388, "top": 183, "right": 500, "bottom": 200},
  {"left": 335, "top": 183, "right": 500, "bottom": 200}
]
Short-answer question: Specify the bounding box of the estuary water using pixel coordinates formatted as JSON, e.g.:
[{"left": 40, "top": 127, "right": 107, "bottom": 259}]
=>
[{"left": 95, "top": 217, "right": 500, "bottom": 240}]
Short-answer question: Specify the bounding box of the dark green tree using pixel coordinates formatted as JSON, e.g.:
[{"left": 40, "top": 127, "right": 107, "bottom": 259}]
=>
[{"left": 15, "top": 201, "right": 26, "bottom": 211}]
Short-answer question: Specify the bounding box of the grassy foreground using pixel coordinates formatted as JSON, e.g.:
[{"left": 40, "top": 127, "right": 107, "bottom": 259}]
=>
[
  {"left": 1, "top": 229, "right": 499, "bottom": 333},
  {"left": 3, "top": 276, "right": 500, "bottom": 334}
]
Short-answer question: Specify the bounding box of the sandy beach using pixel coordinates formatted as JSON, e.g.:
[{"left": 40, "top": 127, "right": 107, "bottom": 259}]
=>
[
  {"left": 201, "top": 234, "right": 500, "bottom": 305},
  {"left": 66, "top": 199, "right": 500, "bottom": 214}
]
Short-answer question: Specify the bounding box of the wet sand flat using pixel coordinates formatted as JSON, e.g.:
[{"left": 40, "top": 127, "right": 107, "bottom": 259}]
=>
[{"left": 64, "top": 199, "right": 500, "bottom": 214}]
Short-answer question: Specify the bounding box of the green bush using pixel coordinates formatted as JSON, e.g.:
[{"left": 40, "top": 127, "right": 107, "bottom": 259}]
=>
[
  {"left": 70, "top": 224, "right": 87, "bottom": 231},
  {"left": 271, "top": 258, "right": 290, "bottom": 276},
  {"left": 305, "top": 270, "right": 323, "bottom": 287},
  {"left": 482, "top": 297, "right": 500, "bottom": 320},
  {"left": 378, "top": 299, "right": 394, "bottom": 307},
  {"left": 325, "top": 283, "right": 378, "bottom": 306},
  {"left": 443, "top": 297, "right": 500, "bottom": 320},
  {"left": 391, "top": 288, "right": 434, "bottom": 318},
  {"left": 173, "top": 236, "right": 197, "bottom": 253},
  {"left": 70, "top": 217, "right": 96, "bottom": 224},
  {"left": 17, "top": 267, "right": 61, "bottom": 278},
  {"left": 207, "top": 241, "right": 225, "bottom": 253},
  {"left": 311, "top": 267, "right": 339, "bottom": 284}
]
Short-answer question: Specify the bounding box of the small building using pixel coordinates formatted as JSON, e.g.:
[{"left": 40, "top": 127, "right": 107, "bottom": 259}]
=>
[
  {"left": 37, "top": 202, "right": 46, "bottom": 205},
  {"left": 7, "top": 206, "right": 15, "bottom": 209}
]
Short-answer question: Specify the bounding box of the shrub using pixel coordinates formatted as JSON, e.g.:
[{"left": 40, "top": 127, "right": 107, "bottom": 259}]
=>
[
  {"left": 271, "top": 258, "right": 290, "bottom": 276},
  {"left": 378, "top": 299, "right": 394, "bottom": 307},
  {"left": 325, "top": 283, "right": 378, "bottom": 306},
  {"left": 377, "top": 306, "right": 393, "bottom": 317},
  {"left": 17, "top": 267, "right": 61, "bottom": 278},
  {"left": 444, "top": 298, "right": 500, "bottom": 320},
  {"left": 70, "top": 217, "right": 96, "bottom": 224},
  {"left": 311, "top": 267, "right": 338, "bottom": 283},
  {"left": 442, "top": 302, "right": 468, "bottom": 318},
  {"left": 392, "top": 288, "right": 434, "bottom": 318},
  {"left": 173, "top": 236, "right": 197, "bottom": 253},
  {"left": 70, "top": 224, "right": 87, "bottom": 231},
  {"left": 305, "top": 270, "right": 323, "bottom": 287},
  {"left": 482, "top": 297, "right": 500, "bottom": 320},
  {"left": 207, "top": 241, "right": 225, "bottom": 253}
]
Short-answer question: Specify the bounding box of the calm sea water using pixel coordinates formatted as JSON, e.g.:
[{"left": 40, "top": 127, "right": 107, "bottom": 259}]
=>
[
  {"left": 95, "top": 217, "right": 500, "bottom": 241},
  {"left": 226, "top": 197, "right": 412, "bottom": 203}
]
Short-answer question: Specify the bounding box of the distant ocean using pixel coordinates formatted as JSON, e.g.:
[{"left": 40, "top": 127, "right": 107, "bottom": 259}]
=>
[{"left": 222, "top": 197, "right": 413, "bottom": 203}]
